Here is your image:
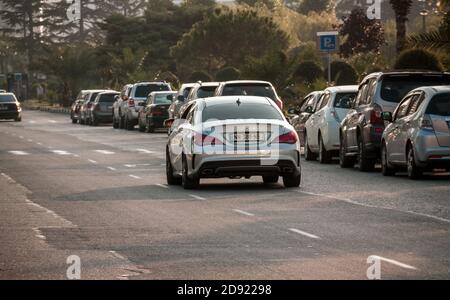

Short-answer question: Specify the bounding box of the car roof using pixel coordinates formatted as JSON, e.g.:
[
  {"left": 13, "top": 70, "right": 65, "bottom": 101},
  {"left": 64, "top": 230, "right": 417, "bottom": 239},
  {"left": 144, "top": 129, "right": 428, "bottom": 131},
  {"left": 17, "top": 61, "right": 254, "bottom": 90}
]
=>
[
  {"left": 324, "top": 85, "right": 359, "bottom": 93},
  {"left": 97, "top": 90, "right": 119, "bottom": 95},
  {"left": 149, "top": 91, "right": 177, "bottom": 95},
  {"left": 411, "top": 85, "right": 450, "bottom": 94},
  {"left": 181, "top": 83, "right": 196, "bottom": 88},
  {"left": 0, "top": 92, "right": 15, "bottom": 96},
  {"left": 221, "top": 80, "right": 272, "bottom": 85},
  {"left": 199, "top": 96, "right": 273, "bottom": 107},
  {"left": 195, "top": 82, "right": 220, "bottom": 87},
  {"left": 363, "top": 71, "right": 450, "bottom": 80},
  {"left": 132, "top": 82, "right": 169, "bottom": 86}
]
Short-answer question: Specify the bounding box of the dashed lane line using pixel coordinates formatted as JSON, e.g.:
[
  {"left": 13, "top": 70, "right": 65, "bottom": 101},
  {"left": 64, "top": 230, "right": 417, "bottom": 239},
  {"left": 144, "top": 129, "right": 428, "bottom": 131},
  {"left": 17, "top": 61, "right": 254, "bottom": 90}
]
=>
[
  {"left": 288, "top": 228, "right": 321, "bottom": 240},
  {"left": 233, "top": 209, "right": 255, "bottom": 217}
]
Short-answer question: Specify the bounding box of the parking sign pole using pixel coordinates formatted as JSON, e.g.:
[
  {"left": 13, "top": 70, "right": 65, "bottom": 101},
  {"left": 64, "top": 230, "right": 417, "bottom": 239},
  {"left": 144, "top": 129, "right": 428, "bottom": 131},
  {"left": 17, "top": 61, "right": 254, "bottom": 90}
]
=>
[
  {"left": 327, "top": 51, "right": 331, "bottom": 85},
  {"left": 317, "top": 31, "right": 338, "bottom": 86}
]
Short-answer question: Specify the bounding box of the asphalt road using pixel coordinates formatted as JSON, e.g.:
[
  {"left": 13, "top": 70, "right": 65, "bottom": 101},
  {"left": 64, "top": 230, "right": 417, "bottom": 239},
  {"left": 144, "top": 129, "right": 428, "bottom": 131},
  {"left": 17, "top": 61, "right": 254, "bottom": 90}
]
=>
[{"left": 0, "top": 110, "right": 449, "bottom": 279}]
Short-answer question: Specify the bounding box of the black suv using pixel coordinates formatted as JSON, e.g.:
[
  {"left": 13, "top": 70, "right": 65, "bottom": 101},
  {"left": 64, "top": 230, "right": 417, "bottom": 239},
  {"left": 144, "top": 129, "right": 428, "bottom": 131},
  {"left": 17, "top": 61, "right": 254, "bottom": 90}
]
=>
[{"left": 339, "top": 71, "right": 450, "bottom": 171}]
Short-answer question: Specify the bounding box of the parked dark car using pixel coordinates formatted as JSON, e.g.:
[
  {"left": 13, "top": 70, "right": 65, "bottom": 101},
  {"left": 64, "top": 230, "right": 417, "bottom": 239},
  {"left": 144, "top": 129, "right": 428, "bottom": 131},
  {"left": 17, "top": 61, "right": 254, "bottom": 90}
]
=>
[
  {"left": 138, "top": 91, "right": 177, "bottom": 133},
  {"left": 0, "top": 93, "right": 22, "bottom": 121},
  {"left": 88, "top": 91, "right": 119, "bottom": 126},
  {"left": 288, "top": 91, "right": 324, "bottom": 146},
  {"left": 339, "top": 71, "right": 450, "bottom": 171}
]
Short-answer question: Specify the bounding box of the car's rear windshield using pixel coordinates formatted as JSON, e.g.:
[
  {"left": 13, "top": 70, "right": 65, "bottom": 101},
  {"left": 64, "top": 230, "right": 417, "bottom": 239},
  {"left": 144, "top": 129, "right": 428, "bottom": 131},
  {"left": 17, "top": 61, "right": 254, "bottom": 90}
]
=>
[
  {"left": 183, "top": 87, "right": 192, "bottom": 98},
  {"left": 201, "top": 103, "right": 283, "bottom": 122},
  {"left": 381, "top": 75, "right": 450, "bottom": 103},
  {"left": 222, "top": 84, "right": 276, "bottom": 100},
  {"left": 154, "top": 94, "right": 173, "bottom": 104},
  {"left": 0, "top": 94, "right": 16, "bottom": 102},
  {"left": 197, "top": 86, "right": 217, "bottom": 99},
  {"left": 135, "top": 84, "right": 170, "bottom": 98},
  {"left": 426, "top": 93, "right": 450, "bottom": 116},
  {"left": 99, "top": 94, "right": 118, "bottom": 103},
  {"left": 334, "top": 92, "right": 357, "bottom": 108}
]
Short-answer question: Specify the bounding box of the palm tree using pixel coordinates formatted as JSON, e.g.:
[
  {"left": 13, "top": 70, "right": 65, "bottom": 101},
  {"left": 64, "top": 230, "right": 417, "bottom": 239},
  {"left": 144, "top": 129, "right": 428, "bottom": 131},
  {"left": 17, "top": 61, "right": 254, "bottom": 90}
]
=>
[{"left": 390, "top": 0, "right": 413, "bottom": 53}]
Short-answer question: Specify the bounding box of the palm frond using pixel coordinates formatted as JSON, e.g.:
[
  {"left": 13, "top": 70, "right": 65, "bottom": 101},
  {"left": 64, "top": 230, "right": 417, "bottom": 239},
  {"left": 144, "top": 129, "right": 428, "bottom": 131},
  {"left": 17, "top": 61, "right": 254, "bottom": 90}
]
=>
[{"left": 407, "top": 29, "right": 450, "bottom": 52}]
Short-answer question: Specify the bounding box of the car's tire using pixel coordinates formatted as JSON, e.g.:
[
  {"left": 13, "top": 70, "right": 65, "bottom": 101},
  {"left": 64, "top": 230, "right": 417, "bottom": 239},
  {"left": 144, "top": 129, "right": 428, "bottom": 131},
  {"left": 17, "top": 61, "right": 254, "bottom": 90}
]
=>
[
  {"left": 304, "top": 132, "right": 316, "bottom": 161},
  {"left": 125, "top": 115, "right": 133, "bottom": 131},
  {"left": 407, "top": 146, "right": 423, "bottom": 180},
  {"left": 138, "top": 118, "right": 146, "bottom": 132},
  {"left": 339, "top": 134, "right": 355, "bottom": 168},
  {"left": 357, "top": 134, "right": 375, "bottom": 172},
  {"left": 71, "top": 118, "right": 77, "bottom": 124},
  {"left": 318, "top": 134, "right": 332, "bottom": 164},
  {"left": 263, "top": 175, "right": 279, "bottom": 184},
  {"left": 381, "top": 142, "right": 396, "bottom": 176},
  {"left": 15, "top": 116, "right": 22, "bottom": 122},
  {"left": 119, "top": 114, "right": 124, "bottom": 129},
  {"left": 283, "top": 173, "right": 301, "bottom": 188},
  {"left": 146, "top": 118, "right": 155, "bottom": 133},
  {"left": 92, "top": 116, "right": 98, "bottom": 126},
  {"left": 182, "top": 155, "right": 199, "bottom": 189},
  {"left": 166, "top": 148, "right": 181, "bottom": 185},
  {"left": 113, "top": 115, "right": 119, "bottom": 129}
]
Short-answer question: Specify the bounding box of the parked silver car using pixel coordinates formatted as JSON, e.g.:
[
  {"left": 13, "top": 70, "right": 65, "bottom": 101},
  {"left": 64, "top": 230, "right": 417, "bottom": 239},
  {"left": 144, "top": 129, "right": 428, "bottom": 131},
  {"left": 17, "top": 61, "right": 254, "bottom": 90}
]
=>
[
  {"left": 168, "top": 83, "right": 196, "bottom": 119},
  {"left": 381, "top": 86, "right": 450, "bottom": 179},
  {"left": 166, "top": 96, "right": 301, "bottom": 189}
]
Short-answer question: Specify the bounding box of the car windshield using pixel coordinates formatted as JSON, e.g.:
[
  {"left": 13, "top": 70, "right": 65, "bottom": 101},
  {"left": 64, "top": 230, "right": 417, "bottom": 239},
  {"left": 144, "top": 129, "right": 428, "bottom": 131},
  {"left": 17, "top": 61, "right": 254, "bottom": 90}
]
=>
[
  {"left": 89, "top": 92, "right": 100, "bottom": 102},
  {"left": 201, "top": 102, "right": 283, "bottom": 122},
  {"left": 334, "top": 92, "right": 357, "bottom": 108},
  {"left": 99, "top": 94, "right": 118, "bottom": 103},
  {"left": 426, "top": 93, "right": 450, "bottom": 116},
  {"left": 135, "top": 84, "right": 170, "bottom": 98},
  {"left": 154, "top": 94, "right": 173, "bottom": 104},
  {"left": 0, "top": 94, "right": 16, "bottom": 102},
  {"left": 197, "top": 86, "right": 217, "bottom": 99},
  {"left": 381, "top": 75, "right": 450, "bottom": 103},
  {"left": 222, "top": 84, "right": 276, "bottom": 100}
]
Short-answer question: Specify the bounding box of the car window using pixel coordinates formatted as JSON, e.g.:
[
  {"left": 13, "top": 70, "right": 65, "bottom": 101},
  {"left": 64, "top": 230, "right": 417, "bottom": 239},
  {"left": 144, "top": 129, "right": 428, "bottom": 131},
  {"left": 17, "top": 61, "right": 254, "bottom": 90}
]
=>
[
  {"left": 182, "top": 87, "right": 192, "bottom": 98},
  {"left": 89, "top": 92, "right": 100, "bottom": 102},
  {"left": 365, "top": 79, "right": 377, "bottom": 104},
  {"left": 380, "top": 75, "right": 450, "bottom": 103},
  {"left": 334, "top": 92, "right": 357, "bottom": 108},
  {"left": 180, "top": 103, "right": 195, "bottom": 119},
  {"left": 406, "top": 93, "right": 424, "bottom": 115},
  {"left": 197, "top": 86, "right": 217, "bottom": 99},
  {"left": 201, "top": 102, "right": 283, "bottom": 122},
  {"left": 134, "top": 84, "right": 170, "bottom": 98},
  {"left": 0, "top": 94, "right": 16, "bottom": 102},
  {"left": 426, "top": 93, "right": 450, "bottom": 116},
  {"left": 98, "top": 94, "right": 118, "bottom": 103},
  {"left": 221, "top": 83, "right": 276, "bottom": 100},
  {"left": 154, "top": 94, "right": 173, "bottom": 104},
  {"left": 355, "top": 82, "right": 368, "bottom": 107},
  {"left": 394, "top": 96, "right": 413, "bottom": 120},
  {"left": 317, "top": 93, "right": 330, "bottom": 110}
]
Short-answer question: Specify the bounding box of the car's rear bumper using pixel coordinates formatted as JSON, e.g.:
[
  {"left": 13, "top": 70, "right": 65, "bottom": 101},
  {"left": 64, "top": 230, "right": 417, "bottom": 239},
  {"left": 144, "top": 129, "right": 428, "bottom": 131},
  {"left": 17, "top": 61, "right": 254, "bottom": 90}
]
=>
[
  {"left": 148, "top": 115, "right": 168, "bottom": 128},
  {"left": 362, "top": 124, "right": 383, "bottom": 157},
  {"left": 0, "top": 111, "right": 20, "bottom": 119}
]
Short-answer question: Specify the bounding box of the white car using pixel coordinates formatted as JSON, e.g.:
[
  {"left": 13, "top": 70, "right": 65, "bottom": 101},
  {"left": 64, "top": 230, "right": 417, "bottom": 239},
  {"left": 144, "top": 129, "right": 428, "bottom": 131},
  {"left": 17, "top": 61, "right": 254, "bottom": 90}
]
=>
[
  {"left": 304, "top": 85, "right": 358, "bottom": 163},
  {"left": 166, "top": 96, "right": 301, "bottom": 189}
]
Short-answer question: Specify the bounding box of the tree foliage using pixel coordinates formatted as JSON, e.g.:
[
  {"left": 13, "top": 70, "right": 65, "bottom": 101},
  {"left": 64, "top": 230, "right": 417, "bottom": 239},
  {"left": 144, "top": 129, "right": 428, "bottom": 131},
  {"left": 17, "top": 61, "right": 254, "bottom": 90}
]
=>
[
  {"left": 325, "top": 61, "right": 358, "bottom": 84},
  {"left": 389, "top": 0, "right": 413, "bottom": 53},
  {"left": 408, "top": 11, "right": 450, "bottom": 52},
  {"left": 292, "top": 61, "right": 323, "bottom": 85},
  {"left": 337, "top": 8, "right": 385, "bottom": 58},
  {"left": 394, "top": 49, "right": 443, "bottom": 71},
  {"left": 215, "top": 67, "right": 241, "bottom": 81},
  {"left": 297, "top": 0, "right": 331, "bottom": 15}
]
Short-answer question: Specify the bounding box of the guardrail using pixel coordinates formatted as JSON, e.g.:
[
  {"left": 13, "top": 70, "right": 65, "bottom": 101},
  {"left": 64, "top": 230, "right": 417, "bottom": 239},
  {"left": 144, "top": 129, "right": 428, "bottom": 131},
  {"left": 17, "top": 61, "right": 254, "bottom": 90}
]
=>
[{"left": 23, "top": 106, "right": 71, "bottom": 114}]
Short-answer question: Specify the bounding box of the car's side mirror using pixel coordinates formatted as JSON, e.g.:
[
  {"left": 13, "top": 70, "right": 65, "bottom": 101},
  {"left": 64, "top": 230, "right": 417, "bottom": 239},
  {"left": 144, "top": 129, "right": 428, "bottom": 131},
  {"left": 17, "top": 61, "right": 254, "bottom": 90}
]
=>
[
  {"left": 287, "top": 107, "right": 297, "bottom": 115},
  {"left": 382, "top": 111, "right": 393, "bottom": 122},
  {"left": 177, "top": 95, "right": 185, "bottom": 102},
  {"left": 167, "top": 94, "right": 174, "bottom": 101},
  {"left": 305, "top": 106, "right": 314, "bottom": 114}
]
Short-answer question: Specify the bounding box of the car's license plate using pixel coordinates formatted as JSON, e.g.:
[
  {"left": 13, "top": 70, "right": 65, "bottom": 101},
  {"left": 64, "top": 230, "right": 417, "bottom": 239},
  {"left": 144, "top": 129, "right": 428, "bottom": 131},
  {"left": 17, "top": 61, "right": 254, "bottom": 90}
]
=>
[{"left": 231, "top": 132, "right": 265, "bottom": 142}]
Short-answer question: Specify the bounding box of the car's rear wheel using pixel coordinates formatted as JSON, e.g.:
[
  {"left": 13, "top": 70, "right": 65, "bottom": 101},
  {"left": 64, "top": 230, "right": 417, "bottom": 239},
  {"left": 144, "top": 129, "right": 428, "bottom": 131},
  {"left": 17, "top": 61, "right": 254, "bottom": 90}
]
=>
[
  {"left": 113, "top": 115, "right": 119, "bottom": 128},
  {"left": 407, "top": 146, "right": 422, "bottom": 180},
  {"left": 357, "top": 135, "right": 375, "bottom": 172},
  {"left": 283, "top": 173, "right": 301, "bottom": 188},
  {"left": 125, "top": 115, "right": 133, "bottom": 131},
  {"left": 381, "top": 142, "right": 396, "bottom": 176},
  {"left": 71, "top": 117, "right": 77, "bottom": 124},
  {"left": 146, "top": 118, "right": 155, "bottom": 133},
  {"left": 119, "top": 114, "right": 124, "bottom": 129},
  {"left": 182, "top": 155, "right": 199, "bottom": 189},
  {"left": 14, "top": 116, "right": 21, "bottom": 122},
  {"left": 318, "top": 135, "right": 332, "bottom": 164},
  {"left": 263, "top": 175, "right": 279, "bottom": 184},
  {"left": 138, "top": 118, "right": 146, "bottom": 132},
  {"left": 166, "top": 148, "right": 181, "bottom": 185},
  {"left": 304, "top": 132, "right": 316, "bottom": 161}
]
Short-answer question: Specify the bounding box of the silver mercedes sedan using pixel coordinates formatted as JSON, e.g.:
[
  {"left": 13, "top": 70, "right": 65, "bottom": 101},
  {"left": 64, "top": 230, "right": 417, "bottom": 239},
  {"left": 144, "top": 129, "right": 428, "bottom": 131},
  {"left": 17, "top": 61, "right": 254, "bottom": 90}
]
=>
[
  {"left": 381, "top": 86, "right": 450, "bottom": 179},
  {"left": 165, "top": 96, "right": 301, "bottom": 189}
]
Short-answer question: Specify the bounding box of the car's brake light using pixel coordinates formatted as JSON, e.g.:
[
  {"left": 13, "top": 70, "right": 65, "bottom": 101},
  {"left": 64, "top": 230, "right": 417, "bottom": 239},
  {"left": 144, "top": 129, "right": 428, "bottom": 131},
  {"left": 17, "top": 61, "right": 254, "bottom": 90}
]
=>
[
  {"left": 369, "top": 104, "right": 383, "bottom": 124},
  {"left": 128, "top": 98, "right": 135, "bottom": 107},
  {"left": 420, "top": 114, "right": 434, "bottom": 131},
  {"left": 193, "top": 133, "right": 223, "bottom": 146},
  {"left": 272, "top": 131, "right": 298, "bottom": 144}
]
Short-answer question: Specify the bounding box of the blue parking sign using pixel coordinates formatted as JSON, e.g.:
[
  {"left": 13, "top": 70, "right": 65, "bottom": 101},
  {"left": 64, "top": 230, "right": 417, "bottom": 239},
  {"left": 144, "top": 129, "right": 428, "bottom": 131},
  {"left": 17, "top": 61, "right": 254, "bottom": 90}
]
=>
[{"left": 317, "top": 31, "right": 339, "bottom": 52}]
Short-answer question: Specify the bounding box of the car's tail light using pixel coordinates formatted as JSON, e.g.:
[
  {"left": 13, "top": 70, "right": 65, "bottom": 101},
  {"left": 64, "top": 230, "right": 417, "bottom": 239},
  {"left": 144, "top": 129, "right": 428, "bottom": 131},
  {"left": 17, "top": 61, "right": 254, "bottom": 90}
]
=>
[
  {"left": 193, "top": 133, "right": 223, "bottom": 146},
  {"left": 128, "top": 98, "right": 135, "bottom": 107},
  {"left": 420, "top": 114, "right": 434, "bottom": 131},
  {"left": 369, "top": 104, "right": 383, "bottom": 124},
  {"left": 272, "top": 131, "right": 298, "bottom": 144},
  {"left": 276, "top": 99, "right": 283, "bottom": 110}
]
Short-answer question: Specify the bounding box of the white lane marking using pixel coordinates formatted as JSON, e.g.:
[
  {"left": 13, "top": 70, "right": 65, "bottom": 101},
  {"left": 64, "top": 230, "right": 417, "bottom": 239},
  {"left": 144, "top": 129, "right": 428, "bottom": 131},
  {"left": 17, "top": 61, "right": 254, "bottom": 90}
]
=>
[
  {"left": 48, "top": 120, "right": 57, "bottom": 123},
  {"left": 109, "top": 250, "right": 126, "bottom": 261},
  {"left": 369, "top": 255, "right": 417, "bottom": 270},
  {"left": 73, "top": 154, "right": 80, "bottom": 157},
  {"left": 36, "top": 142, "right": 42, "bottom": 145},
  {"left": 299, "top": 190, "right": 450, "bottom": 224},
  {"left": 124, "top": 164, "right": 136, "bottom": 168},
  {"left": 28, "top": 120, "right": 36, "bottom": 124},
  {"left": 136, "top": 148, "right": 154, "bottom": 154},
  {"left": 32, "top": 227, "right": 46, "bottom": 240},
  {"left": 129, "top": 175, "right": 141, "bottom": 179},
  {"left": 289, "top": 228, "right": 321, "bottom": 240},
  {"left": 47, "top": 146, "right": 53, "bottom": 149},
  {"left": 8, "top": 150, "right": 29, "bottom": 155},
  {"left": 88, "top": 159, "right": 97, "bottom": 164},
  {"left": 50, "top": 150, "right": 71, "bottom": 155},
  {"left": 95, "top": 150, "right": 115, "bottom": 155},
  {"left": 189, "top": 194, "right": 206, "bottom": 201},
  {"left": 156, "top": 183, "right": 168, "bottom": 189},
  {"left": 107, "top": 166, "right": 116, "bottom": 171},
  {"left": 27, "top": 139, "right": 33, "bottom": 142},
  {"left": 233, "top": 209, "right": 255, "bottom": 217},
  {"left": 19, "top": 136, "right": 24, "bottom": 139},
  {"left": 1, "top": 172, "right": 16, "bottom": 183}
]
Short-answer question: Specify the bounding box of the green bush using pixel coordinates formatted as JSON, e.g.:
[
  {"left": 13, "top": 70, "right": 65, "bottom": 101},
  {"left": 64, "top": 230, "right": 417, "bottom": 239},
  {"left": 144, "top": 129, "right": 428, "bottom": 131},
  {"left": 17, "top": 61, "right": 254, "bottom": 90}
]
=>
[
  {"left": 293, "top": 61, "right": 323, "bottom": 85},
  {"left": 325, "top": 61, "right": 358, "bottom": 85},
  {"left": 189, "top": 71, "right": 213, "bottom": 82},
  {"left": 394, "top": 49, "right": 443, "bottom": 72},
  {"left": 215, "top": 67, "right": 241, "bottom": 81}
]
